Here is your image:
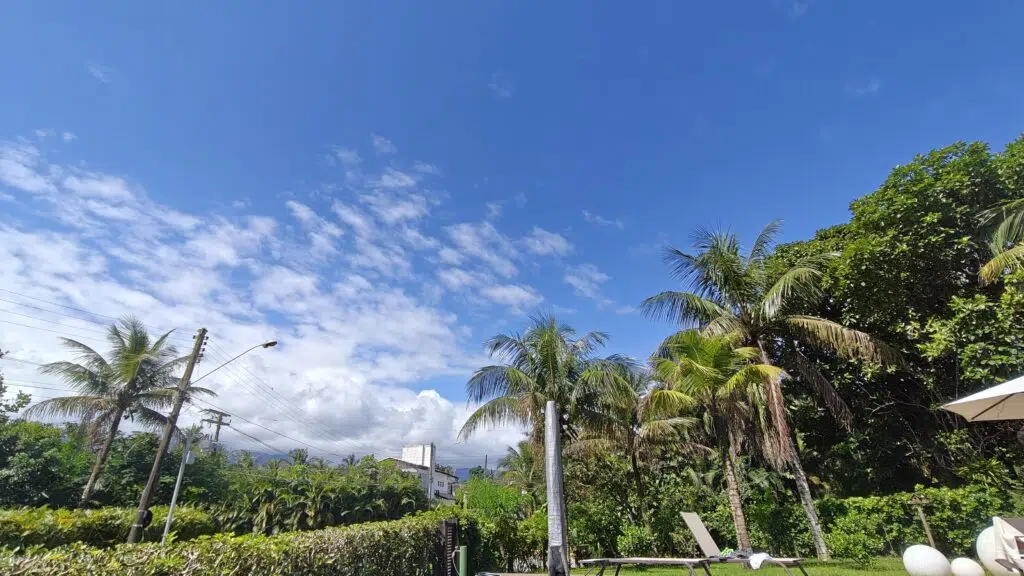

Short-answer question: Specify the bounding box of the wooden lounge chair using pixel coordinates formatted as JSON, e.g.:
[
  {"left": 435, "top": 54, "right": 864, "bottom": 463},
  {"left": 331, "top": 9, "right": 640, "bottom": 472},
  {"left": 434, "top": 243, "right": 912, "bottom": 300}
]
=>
[
  {"left": 581, "top": 557, "right": 712, "bottom": 576},
  {"left": 681, "top": 512, "right": 809, "bottom": 576}
]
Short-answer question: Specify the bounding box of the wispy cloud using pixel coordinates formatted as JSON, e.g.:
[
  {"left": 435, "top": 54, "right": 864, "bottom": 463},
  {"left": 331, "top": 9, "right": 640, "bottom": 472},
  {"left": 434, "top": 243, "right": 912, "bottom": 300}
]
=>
[
  {"left": 848, "top": 77, "right": 882, "bottom": 98},
  {"left": 371, "top": 134, "right": 396, "bottom": 155},
  {"left": 489, "top": 73, "right": 513, "bottom": 99},
  {"left": 563, "top": 263, "right": 614, "bottom": 307},
  {"left": 582, "top": 209, "right": 624, "bottom": 229},
  {"left": 523, "top": 227, "right": 574, "bottom": 256},
  {"left": 787, "top": 0, "right": 812, "bottom": 18},
  {"left": 86, "top": 61, "right": 114, "bottom": 84},
  {"left": 485, "top": 201, "right": 502, "bottom": 220},
  {"left": 62, "top": 132, "right": 76, "bottom": 143}
]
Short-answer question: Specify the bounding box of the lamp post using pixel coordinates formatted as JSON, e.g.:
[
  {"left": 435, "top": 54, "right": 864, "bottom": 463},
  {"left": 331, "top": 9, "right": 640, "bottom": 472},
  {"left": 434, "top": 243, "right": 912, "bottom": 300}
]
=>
[{"left": 127, "top": 336, "right": 278, "bottom": 543}]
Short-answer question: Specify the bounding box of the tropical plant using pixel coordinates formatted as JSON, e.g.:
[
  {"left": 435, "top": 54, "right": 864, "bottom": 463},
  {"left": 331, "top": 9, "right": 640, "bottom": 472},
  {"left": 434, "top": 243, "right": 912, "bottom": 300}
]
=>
[
  {"left": 574, "top": 365, "right": 692, "bottom": 533},
  {"left": 980, "top": 197, "right": 1024, "bottom": 284},
  {"left": 651, "top": 329, "right": 780, "bottom": 551},
  {"left": 641, "top": 222, "right": 900, "bottom": 559},
  {"left": 497, "top": 440, "right": 544, "bottom": 513},
  {"left": 458, "top": 315, "right": 630, "bottom": 443},
  {"left": 24, "top": 316, "right": 198, "bottom": 504}
]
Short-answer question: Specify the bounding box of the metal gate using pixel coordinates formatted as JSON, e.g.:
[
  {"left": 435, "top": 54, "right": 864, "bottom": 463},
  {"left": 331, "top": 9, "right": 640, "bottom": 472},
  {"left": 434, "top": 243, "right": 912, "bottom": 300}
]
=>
[{"left": 436, "top": 518, "right": 459, "bottom": 576}]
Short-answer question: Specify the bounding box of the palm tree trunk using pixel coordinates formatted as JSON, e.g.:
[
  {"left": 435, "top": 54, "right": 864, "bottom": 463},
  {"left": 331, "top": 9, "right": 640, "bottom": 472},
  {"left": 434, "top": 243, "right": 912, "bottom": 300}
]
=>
[
  {"left": 81, "top": 408, "right": 124, "bottom": 504},
  {"left": 722, "top": 448, "right": 752, "bottom": 552},
  {"left": 629, "top": 443, "right": 653, "bottom": 536},
  {"left": 756, "top": 341, "right": 831, "bottom": 561},
  {"left": 787, "top": 434, "right": 830, "bottom": 561}
]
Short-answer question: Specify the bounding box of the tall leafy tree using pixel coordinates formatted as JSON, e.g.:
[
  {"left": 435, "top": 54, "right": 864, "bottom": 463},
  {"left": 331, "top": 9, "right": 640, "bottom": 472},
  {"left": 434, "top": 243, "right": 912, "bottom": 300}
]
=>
[
  {"left": 981, "top": 197, "right": 1024, "bottom": 285},
  {"left": 458, "top": 315, "right": 630, "bottom": 443},
  {"left": 575, "top": 365, "right": 692, "bottom": 533},
  {"left": 651, "top": 330, "right": 779, "bottom": 552},
  {"left": 641, "top": 222, "right": 899, "bottom": 560},
  {"left": 24, "top": 316, "right": 196, "bottom": 503}
]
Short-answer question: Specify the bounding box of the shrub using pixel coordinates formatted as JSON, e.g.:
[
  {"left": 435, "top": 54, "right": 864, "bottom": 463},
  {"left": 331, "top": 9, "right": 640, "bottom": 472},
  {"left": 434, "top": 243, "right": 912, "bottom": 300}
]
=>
[
  {"left": 1, "top": 511, "right": 482, "bottom": 576},
  {"left": 617, "top": 524, "right": 654, "bottom": 557},
  {"left": 0, "top": 506, "right": 216, "bottom": 550}
]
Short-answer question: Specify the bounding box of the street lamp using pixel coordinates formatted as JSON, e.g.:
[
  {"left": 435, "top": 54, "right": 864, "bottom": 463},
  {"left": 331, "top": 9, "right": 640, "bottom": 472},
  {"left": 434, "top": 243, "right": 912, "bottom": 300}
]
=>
[{"left": 191, "top": 340, "right": 277, "bottom": 385}]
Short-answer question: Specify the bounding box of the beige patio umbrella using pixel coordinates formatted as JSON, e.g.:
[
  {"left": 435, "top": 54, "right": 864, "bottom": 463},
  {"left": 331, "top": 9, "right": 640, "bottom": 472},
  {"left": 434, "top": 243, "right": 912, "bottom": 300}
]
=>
[{"left": 942, "top": 374, "right": 1024, "bottom": 421}]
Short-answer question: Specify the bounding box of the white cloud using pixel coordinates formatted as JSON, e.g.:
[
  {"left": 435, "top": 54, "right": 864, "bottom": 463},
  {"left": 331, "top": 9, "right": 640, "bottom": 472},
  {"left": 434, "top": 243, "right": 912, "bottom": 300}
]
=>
[
  {"left": 359, "top": 189, "right": 429, "bottom": 223},
  {"left": 62, "top": 132, "right": 76, "bottom": 143},
  {"left": 437, "top": 267, "right": 484, "bottom": 291},
  {"left": 413, "top": 161, "right": 441, "bottom": 175},
  {"left": 438, "top": 246, "right": 464, "bottom": 266},
  {"left": 372, "top": 134, "right": 397, "bottom": 155},
  {"left": 445, "top": 222, "right": 518, "bottom": 277},
  {"left": 564, "top": 263, "right": 614, "bottom": 307},
  {"left": 485, "top": 202, "right": 502, "bottom": 220},
  {"left": 373, "top": 167, "right": 417, "bottom": 189},
  {"left": 0, "top": 132, "right": 535, "bottom": 466},
  {"left": 513, "top": 193, "right": 527, "bottom": 208},
  {"left": 0, "top": 142, "right": 56, "bottom": 194},
  {"left": 615, "top": 306, "right": 637, "bottom": 315},
  {"left": 848, "top": 77, "right": 882, "bottom": 98},
  {"left": 582, "top": 209, "right": 624, "bottom": 229},
  {"left": 480, "top": 284, "right": 543, "bottom": 311},
  {"left": 523, "top": 227, "right": 573, "bottom": 256},
  {"left": 489, "top": 73, "right": 513, "bottom": 98},
  {"left": 86, "top": 61, "right": 113, "bottom": 84},
  {"left": 335, "top": 147, "right": 362, "bottom": 167}
]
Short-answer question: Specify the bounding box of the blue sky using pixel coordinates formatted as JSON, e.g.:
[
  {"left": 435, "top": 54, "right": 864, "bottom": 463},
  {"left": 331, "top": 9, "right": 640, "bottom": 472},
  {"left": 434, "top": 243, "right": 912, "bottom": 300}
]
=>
[{"left": 2, "top": 1, "right": 1023, "bottom": 464}]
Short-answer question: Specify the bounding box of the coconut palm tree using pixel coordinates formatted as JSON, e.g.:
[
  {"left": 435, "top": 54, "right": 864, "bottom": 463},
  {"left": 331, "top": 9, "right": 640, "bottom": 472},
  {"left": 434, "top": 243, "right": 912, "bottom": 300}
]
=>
[
  {"left": 25, "top": 315, "right": 199, "bottom": 503},
  {"left": 641, "top": 222, "right": 900, "bottom": 560},
  {"left": 574, "top": 365, "right": 693, "bottom": 533},
  {"left": 497, "top": 440, "right": 544, "bottom": 512},
  {"left": 458, "top": 315, "right": 630, "bottom": 444},
  {"left": 651, "top": 329, "right": 781, "bottom": 552},
  {"left": 980, "top": 198, "right": 1024, "bottom": 284}
]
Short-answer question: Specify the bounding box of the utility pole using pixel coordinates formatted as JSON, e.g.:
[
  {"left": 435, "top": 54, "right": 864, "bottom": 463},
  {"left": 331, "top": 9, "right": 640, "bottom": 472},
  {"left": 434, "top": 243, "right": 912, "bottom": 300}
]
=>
[
  {"left": 545, "top": 400, "right": 570, "bottom": 576},
  {"left": 127, "top": 327, "right": 206, "bottom": 544},
  {"left": 201, "top": 409, "right": 231, "bottom": 442},
  {"left": 161, "top": 433, "right": 195, "bottom": 544}
]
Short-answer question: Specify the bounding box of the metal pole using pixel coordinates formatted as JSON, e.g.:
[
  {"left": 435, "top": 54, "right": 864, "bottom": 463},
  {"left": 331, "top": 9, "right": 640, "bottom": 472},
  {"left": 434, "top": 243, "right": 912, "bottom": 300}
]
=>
[
  {"left": 458, "top": 545, "right": 468, "bottom": 576},
  {"left": 161, "top": 434, "right": 191, "bottom": 544},
  {"left": 545, "top": 400, "right": 570, "bottom": 576}
]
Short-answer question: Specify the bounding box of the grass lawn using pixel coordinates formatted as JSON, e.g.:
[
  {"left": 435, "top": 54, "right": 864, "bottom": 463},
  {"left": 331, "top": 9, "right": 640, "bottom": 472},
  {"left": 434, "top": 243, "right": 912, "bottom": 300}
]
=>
[{"left": 557, "top": 558, "right": 904, "bottom": 575}]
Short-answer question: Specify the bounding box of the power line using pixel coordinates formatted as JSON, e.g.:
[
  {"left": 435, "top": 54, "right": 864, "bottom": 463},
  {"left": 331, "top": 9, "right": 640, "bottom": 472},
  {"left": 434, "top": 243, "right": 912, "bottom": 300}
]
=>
[
  {"left": 0, "top": 289, "right": 195, "bottom": 345},
  {"left": 0, "top": 318, "right": 108, "bottom": 344},
  {"left": 192, "top": 397, "right": 349, "bottom": 459},
  {"left": 3, "top": 379, "right": 76, "bottom": 393},
  {"left": 223, "top": 425, "right": 288, "bottom": 455}
]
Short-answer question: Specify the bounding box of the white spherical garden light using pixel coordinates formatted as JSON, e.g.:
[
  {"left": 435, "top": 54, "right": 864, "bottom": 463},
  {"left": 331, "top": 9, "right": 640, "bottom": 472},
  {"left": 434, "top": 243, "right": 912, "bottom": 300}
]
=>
[
  {"left": 903, "top": 544, "right": 951, "bottom": 576},
  {"left": 949, "top": 557, "right": 985, "bottom": 576}
]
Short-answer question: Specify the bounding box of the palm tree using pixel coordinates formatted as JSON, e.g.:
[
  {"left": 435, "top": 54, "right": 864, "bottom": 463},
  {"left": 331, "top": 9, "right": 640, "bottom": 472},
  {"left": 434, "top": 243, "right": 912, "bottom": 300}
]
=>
[
  {"left": 641, "top": 222, "right": 900, "bottom": 560},
  {"left": 574, "top": 365, "right": 693, "bottom": 534},
  {"left": 497, "top": 440, "right": 544, "bottom": 513},
  {"left": 980, "top": 198, "right": 1024, "bottom": 284},
  {"left": 25, "top": 315, "right": 192, "bottom": 504},
  {"left": 458, "top": 315, "right": 630, "bottom": 444},
  {"left": 651, "top": 330, "right": 781, "bottom": 552}
]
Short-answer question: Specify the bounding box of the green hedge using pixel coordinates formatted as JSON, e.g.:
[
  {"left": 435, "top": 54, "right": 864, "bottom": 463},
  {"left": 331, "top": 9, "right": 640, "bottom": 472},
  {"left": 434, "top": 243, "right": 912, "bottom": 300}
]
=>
[
  {"left": 0, "top": 510, "right": 486, "bottom": 576},
  {"left": 0, "top": 506, "right": 216, "bottom": 550}
]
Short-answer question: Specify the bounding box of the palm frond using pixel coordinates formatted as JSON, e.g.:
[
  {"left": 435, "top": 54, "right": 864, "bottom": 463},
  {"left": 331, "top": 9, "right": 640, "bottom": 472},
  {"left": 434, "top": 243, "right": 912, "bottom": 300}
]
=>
[
  {"left": 23, "top": 395, "right": 111, "bottom": 422},
  {"left": 747, "top": 220, "right": 782, "bottom": 264},
  {"left": 786, "top": 315, "right": 903, "bottom": 366},
  {"left": 640, "top": 291, "right": 727, "bottom": 326},
  {"left": 466, "top": 365, "right": 534, "bottom": 404},
  {"left": 38, "top": 361, "right": 110, "bottom": 394},
  {"left": 762, "top": 266, "right": 823, "bottom": 320},
  {"left": 457, "top": 396, "right": 527, "bottom": 441},
  {"left": 785, "top": 348, "right": 853, "bottom": 432},
  {"left": 723, "top": 364, "right": 786, "bottom": 395},
  {"left": 980, "top": 244, "right": 1024, "bottom": 285},
  {"left": 982, "top": 197, "right": 1024, "bottom": 244}
]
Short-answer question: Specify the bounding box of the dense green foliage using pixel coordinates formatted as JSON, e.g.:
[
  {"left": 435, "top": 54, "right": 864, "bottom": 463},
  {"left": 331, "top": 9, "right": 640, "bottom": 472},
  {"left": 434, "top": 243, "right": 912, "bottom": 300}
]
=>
[
  {"left": 0, "top": 509, "right": 486, "bottom": 576},
  {"left": 0, "top": 506, "right": 216, "bottom": 549}
]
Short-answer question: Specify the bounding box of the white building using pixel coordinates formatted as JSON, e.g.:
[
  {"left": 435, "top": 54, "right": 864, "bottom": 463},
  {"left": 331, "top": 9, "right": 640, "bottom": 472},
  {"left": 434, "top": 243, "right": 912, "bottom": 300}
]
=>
[{"left": 385, "top": 443, "right": 458, "bottom": 502}]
